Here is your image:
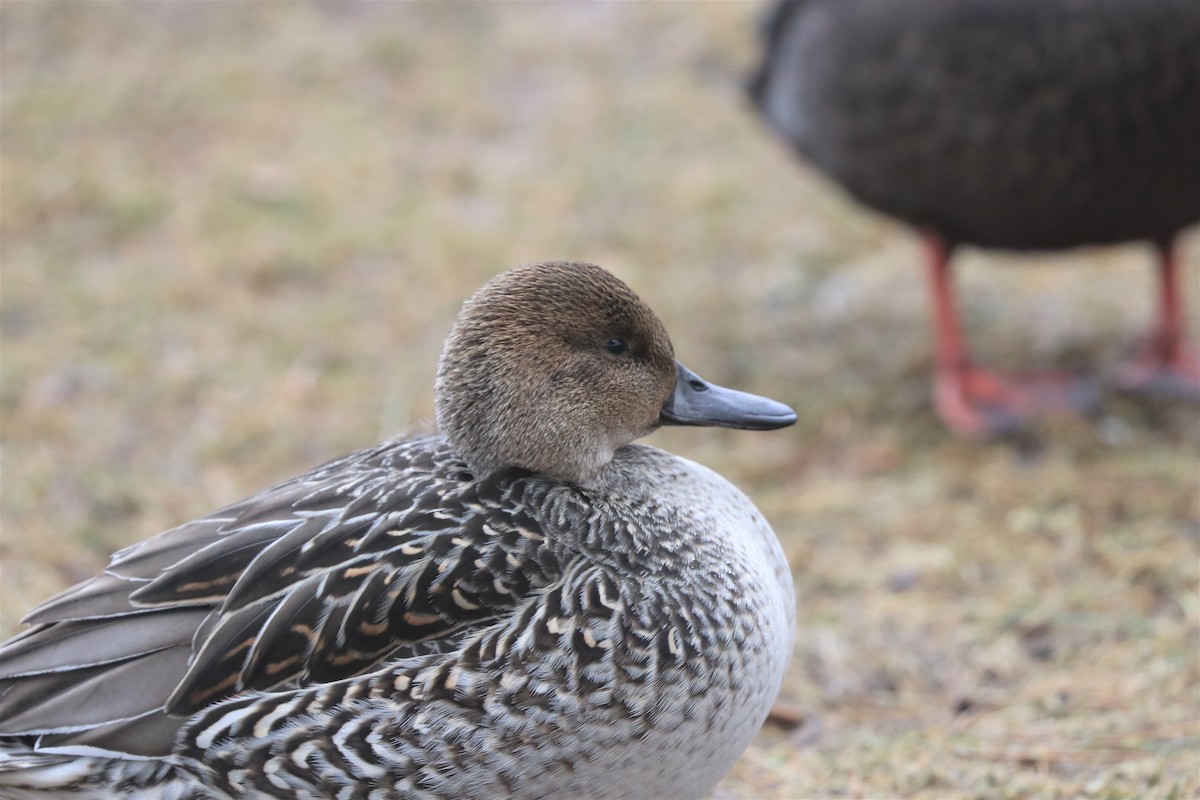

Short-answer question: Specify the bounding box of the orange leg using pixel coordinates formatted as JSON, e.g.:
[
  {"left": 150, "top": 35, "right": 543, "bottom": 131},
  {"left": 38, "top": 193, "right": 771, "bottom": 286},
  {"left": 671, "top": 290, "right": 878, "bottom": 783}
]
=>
[
  {"left": 1116, "top": 242, "right": 1200, "bottom": 399},
  {"left": 923, "top": 232, "right": 1100, "bottom": 436}
]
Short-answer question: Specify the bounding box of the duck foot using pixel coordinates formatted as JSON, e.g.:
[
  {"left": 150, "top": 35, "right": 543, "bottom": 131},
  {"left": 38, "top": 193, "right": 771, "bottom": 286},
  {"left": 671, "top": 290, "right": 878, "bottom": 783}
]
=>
[
  {"left": 1114, "top": 242, "right": 1200, "bottom": 402},
  {"left": 1115, "top": 342, "right": 1200, "bottom": 401},
  {"left": 934, "top": 365, "right": 1101, "bottom": 437}
]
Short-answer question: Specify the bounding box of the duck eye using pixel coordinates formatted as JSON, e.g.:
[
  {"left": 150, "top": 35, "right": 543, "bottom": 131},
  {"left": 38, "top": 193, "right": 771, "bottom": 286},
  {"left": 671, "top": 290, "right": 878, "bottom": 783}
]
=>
[{"left": 605, "top": 337, "right": 628, "bottom": 355}]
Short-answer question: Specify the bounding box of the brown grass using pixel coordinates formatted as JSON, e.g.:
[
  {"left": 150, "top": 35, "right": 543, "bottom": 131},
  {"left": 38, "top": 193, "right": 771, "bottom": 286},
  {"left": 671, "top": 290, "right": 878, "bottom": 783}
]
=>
[{"left": 1, "top": 3, "right": 1197, "bottom": 798}]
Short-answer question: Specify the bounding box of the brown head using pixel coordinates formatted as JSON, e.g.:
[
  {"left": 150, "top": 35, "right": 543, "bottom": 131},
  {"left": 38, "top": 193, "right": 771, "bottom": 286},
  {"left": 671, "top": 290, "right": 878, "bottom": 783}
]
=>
[{"left": 435, "top": 262, "right": 795, "bottom": 485}]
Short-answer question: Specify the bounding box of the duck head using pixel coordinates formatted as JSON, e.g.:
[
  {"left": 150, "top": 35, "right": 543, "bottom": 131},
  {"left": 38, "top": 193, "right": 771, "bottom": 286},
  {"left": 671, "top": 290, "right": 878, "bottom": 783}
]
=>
[{"left": 435, "top": 262, "right": 796, "bottom": 485}]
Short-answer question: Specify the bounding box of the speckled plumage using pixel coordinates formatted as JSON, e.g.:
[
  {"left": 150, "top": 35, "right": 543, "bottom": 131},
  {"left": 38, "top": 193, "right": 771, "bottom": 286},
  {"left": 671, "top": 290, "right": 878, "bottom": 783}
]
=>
[{"left": 0, "top": 263, "right": 796, "bottom": 799}]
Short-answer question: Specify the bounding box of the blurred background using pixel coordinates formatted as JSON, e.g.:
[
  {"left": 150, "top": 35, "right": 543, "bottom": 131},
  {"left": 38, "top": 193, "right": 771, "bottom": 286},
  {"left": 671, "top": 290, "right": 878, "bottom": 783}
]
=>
[{"left": 1, "top": 3, "right": 1196, "bottom": 797}]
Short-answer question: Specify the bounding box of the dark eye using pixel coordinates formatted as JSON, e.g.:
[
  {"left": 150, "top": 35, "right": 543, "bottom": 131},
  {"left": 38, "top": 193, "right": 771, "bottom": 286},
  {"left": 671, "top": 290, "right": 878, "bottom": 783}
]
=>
[{"left": 605, "top": 337, "right": 628, "bottom": 355}]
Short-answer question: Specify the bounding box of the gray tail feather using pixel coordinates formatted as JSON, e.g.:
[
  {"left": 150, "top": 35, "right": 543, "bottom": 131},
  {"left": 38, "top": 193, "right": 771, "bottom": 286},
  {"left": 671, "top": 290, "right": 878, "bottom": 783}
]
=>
[{"left": 0, "top": 740, "right": 183, "bottom": 798}]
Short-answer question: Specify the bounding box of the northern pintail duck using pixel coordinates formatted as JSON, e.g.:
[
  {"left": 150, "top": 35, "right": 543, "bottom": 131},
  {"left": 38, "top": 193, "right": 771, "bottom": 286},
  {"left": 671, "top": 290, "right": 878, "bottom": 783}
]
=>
[
  {"left": 0, "top": 262, "right": 797, "bottom": 799},
  {"left": 750, "top": 0, "right": 1200, "bottom": 435}
]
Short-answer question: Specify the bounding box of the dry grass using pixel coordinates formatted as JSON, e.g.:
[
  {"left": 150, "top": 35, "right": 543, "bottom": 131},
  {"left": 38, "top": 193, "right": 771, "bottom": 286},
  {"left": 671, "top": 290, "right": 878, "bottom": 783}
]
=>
[{"left": 1, "top": 3, "right": 1197, "bottom": 798}]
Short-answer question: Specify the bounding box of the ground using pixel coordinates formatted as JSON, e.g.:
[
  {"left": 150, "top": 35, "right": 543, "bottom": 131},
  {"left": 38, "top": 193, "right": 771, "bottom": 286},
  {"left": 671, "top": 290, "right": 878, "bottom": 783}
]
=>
[{"left": 1, "top": 4, "right": 1197, "bottom": 799}]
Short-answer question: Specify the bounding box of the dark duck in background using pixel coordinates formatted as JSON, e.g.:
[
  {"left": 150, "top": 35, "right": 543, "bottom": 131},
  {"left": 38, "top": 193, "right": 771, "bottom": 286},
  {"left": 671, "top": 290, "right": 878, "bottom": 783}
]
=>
[{"left": 750, "top": 0, "right": 1200, "bottom": 436}]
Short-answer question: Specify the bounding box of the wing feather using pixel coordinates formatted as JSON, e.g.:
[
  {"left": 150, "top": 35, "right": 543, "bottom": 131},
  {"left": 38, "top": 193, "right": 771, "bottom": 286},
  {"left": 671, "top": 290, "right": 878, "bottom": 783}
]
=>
[
  {"left": 0, "top": 609, "right": 204, "bottom": 678},
  {"left": 19, "top": 575, "right": 144, "bottom": 626},
  {"left": 0, "top": 644, "right": 193, "bottom": 734},
  {"left": 0, "top": 437, "right": 571, "bottom": 758}
]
